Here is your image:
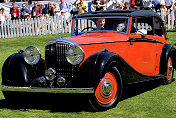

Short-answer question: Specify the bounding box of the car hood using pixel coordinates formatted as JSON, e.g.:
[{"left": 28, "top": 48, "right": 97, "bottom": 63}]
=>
[{"left": 66, "top": 32, "right": 128, "bottom": 45}]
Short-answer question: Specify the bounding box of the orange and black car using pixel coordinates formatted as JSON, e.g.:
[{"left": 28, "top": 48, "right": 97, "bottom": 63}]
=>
[{"left": 2, "top": 10, "right": 176, "bottom": 111}]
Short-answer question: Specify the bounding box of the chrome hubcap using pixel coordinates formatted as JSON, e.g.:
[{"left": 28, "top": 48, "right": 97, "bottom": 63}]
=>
[{"left": 102, "top": 81, "right": 113, "bottom": 96}]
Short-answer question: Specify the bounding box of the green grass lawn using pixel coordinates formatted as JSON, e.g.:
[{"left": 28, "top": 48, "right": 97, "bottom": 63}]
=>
[{"left": 0, "top": 33, "right": 176, "bottom": 118}]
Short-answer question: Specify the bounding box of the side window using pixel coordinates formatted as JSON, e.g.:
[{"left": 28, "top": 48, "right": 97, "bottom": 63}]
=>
[
  {"left": 131, "top": 17, "right": 153, "bottom": 35},
  {"left": 153, "top": 17, "right": 163, "bottom": 36}
]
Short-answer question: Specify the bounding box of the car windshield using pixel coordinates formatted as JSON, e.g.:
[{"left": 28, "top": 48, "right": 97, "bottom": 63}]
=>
[{"left": 72, "top": 17, "right": 129, "bottom": 35}]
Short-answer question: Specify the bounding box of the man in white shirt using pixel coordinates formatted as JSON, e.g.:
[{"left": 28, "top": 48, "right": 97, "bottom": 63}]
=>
[
  {"left": 59, "top": 0, "right": 69, "bottom": 13},
  {"left": 27, "top": 0, "right": 34, "bottom": 13},
  {"left": 0, "top": 8, "right": 7, "bottom": 24},
  {"left": 165, "top": 0, "right": 175, "bottom": 11},
  {"left": 106, "top": 0, "right": 130, "bottom": 10},
  {"left": 143, "top": 0, "right": 153, "bottom": 9},
  {"left": 106, "top": 0, "right": 118, "bottom": 10}
]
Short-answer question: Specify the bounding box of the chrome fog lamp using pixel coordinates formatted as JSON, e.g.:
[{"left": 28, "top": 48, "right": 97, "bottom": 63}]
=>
[
  {"left": 66, "top": 45, "right": 84, "bottom": 65},
  {"left": 23, "top": 45, "right": 41, "bottom": 65},
  {"left": 45, "top": 68, "right": 56, "bottom": 81}
]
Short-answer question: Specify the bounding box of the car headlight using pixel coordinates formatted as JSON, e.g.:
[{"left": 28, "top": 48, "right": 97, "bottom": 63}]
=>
[
  {"left": 66, "top": 45, "right": 84, "bottom": 65},
  {"left": 23, "top": 45, "right": 41, "bottom": 65}
]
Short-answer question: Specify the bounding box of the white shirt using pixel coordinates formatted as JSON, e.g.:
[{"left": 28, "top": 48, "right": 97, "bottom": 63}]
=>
[
  {"left": 122, "top": 0, "right": 130, "bottom": 3},
  {"left": 156, "top": 0, "right": 165, "bottom": 5},
  {"left": 165, "top": 0, "right": 175, "bottom": 6},
  {"left": 27, "top": 4, "right": 34, "bottom": 13},
  {"left": 72, "top": 1, "right": 78, "bottom": 12},
  {"left": 0, "top": 12, "right": 6, "bottom": 24},
  {"left": 116, "top": 0, "right": 122, "bottom": 4},
  {"left": 106, "top": 0, "right": 118, "bottom": 10},
  {"left": 143, "top": 0, "right": 153, "bottom": 8}
]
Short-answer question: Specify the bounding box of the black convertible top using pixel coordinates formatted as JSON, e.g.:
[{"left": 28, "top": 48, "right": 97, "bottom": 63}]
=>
[{"left": 74, "top": 10, "right": 161, "bottom": 20}]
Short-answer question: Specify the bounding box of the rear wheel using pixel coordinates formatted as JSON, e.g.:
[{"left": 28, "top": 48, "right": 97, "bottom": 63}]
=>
[
  {"left": 89, "top": 66, "right": 123, "bottom": 111},
  {"left": 164, "top": 57, "right": 174, "bottom": 84}
]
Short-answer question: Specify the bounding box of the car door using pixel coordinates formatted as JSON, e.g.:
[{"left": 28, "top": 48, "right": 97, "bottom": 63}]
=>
[{"left": 127, "top": 16, "right": 164, "bottom": 76}]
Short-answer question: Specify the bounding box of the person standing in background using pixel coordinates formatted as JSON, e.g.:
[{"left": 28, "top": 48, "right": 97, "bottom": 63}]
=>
[
  {"left": 165, "top": 0, "right": 175, "bottom": 29},
  {"left": 130, "top": 0, "right": 136, "bottom": 9},
  {"left": 20, "top": 3, "right": 30, "bottom": 19},
  {"left": 53, "top": 3, "right": 60, "bottom": 17},
  {"left": 117, "top": 0, "right": 123, "bottom": 4},
  {"left": 165, "top": 0, "right": 175, "bottom": 11},
  {"left": 93, "top": 0, "right": 106, "bottom": 11},
  {"left": 124, "top": 2, "right": 130, "bottom": 9},
  {"left": 77, "top": 0, "right": 88, "bottom": 14},
  {"left": 71, "top": 0, "right": 79, "bottom": 15},
  {"left": 31, "top": 1, "right": 42, "bottom": 18},
  {"left": 0, "top": 8, "right": 7, "bottom": 24},
  {"left": 47, "top": 2, "right": 54, "bottom": 16},
  {"left": 59, "top": 0, "right": 69, "bottom": 13},
  {"left": 118, "top": 2, "right": 124, "bottom": 9},
  {"left": 122, "top": 0, "right": 129, "bottom": 3},
  {"left": 88, "top": 0, "right": 95, "bottom": 12},
  {"left": 135, "top": 0, "right": 144, "bottom": 9},
  {"left": 106, "top": 0, "right": 118, "bottom": 10},
  {"left": 155, "top": 0, "right": 165, "bottom": 12},
  {"left": 24, "top": 13, "right": 31, "bottom": 19},
  {"left": 10, "top": 2, "right": 19, "bottom": 20},
  {"left": 27, "top": 0, "right": 34, "bottom": 13},
  {"left": 40, "top": 3, "right": 47, "bottom": 17},
  {"left": 143, "top": 0, "right": 153, "bottom": 10}
]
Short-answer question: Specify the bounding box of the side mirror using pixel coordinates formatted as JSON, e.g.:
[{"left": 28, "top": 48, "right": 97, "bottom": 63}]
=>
[{"left": 137, "top": 29, "right": 147, "bottom": 38}]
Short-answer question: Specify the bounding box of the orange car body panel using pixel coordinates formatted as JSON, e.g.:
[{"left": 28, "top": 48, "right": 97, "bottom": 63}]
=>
[
  {"left": 67, "top": 32, "right": 130, "bottom": 62},
  {"left": 68, "top": 15, "right": 167, "bottom": 76},
  {"left": 128, "top": 34, "right": 166, "bottom": 75},
  {"left": 67, "top": 31, "right": 166, "bottom": 76}
]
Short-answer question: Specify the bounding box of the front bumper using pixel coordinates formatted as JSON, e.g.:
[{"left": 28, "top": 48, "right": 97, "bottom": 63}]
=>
[{"left": 1, "top": 85, "right": 94, "bottom": 94}]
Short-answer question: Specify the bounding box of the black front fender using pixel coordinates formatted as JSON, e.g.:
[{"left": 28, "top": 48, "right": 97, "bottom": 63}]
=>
[
  {"left": 93, "top": 52, "right": 119, "bottom": 81},
  {"left": 79, "top": 51, "right": 121, "bottom": 87},
  {"left": 2, "top": 53, "right": 45, "bottom": 86}
]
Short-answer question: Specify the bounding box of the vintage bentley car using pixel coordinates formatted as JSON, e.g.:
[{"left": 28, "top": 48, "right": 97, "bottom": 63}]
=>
[{"left": 1, "top": 10, "right": 176, "bottom": 111}]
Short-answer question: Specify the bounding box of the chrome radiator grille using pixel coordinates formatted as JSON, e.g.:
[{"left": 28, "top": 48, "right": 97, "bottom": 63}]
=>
[{"left": 45, "top": 42, "right": 75, "bottom": 79}]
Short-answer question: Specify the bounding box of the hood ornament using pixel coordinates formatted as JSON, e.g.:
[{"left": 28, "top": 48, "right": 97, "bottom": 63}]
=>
[{"left": 58, "top": 33, "right": 61, "bottom": 39}]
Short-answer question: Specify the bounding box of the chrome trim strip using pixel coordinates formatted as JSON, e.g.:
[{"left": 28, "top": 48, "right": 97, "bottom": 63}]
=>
[
  {"left": 45, "top": 38, "right": 77, "bottom": 47},
  {"left": 79, "top": 38, "right": 164, "bottom": 46},
  {"left": 1, "top": 85, "right": 94, "bottom": 94}
]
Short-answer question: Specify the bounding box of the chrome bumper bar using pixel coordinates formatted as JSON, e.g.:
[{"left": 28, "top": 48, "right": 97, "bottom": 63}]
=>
[{"left": 1, "top": 85, "right": 94, "bottom": 94}]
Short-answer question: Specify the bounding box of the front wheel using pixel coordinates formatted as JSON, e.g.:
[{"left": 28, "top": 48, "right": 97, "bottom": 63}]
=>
[
  {"left": 89, "top": 66, "right": 123, "bottom": 111},
  {"left": 163, "top": 57, "right": 174, "bottom": 84}
]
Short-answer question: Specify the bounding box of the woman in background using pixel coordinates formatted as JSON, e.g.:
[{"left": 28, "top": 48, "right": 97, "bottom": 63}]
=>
[
  {"left": 48, "top": 2, "right": 54, "bottom": 16},
  {"left": 40, "top": 3, "right": 47, "bottom": 17}
]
